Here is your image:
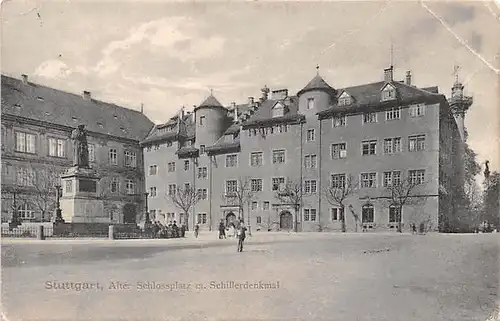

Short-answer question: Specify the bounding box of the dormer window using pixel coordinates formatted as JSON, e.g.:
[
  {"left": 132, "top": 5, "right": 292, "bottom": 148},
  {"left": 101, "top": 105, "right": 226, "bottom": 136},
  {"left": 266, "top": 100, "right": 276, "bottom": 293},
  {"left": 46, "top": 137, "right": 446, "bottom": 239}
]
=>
[
  {"left": 381, "top": 84, "right": 396, "bottom": 101},
  {"left": 272, "top": 102, "right": 285, "bottom": 118},
  {"left": 307, "top": 98, "right": 315, "bottom": 110},
  {"left": 338, "top": 92, "right": 352, "bottom": 106}
]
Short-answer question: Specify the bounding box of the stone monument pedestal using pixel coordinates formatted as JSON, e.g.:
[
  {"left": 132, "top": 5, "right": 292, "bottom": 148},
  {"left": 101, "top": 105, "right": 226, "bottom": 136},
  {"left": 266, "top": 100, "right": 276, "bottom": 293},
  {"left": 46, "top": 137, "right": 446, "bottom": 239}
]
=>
[{"left": 60, "top": 166, "right": 106, "bottom": 223}]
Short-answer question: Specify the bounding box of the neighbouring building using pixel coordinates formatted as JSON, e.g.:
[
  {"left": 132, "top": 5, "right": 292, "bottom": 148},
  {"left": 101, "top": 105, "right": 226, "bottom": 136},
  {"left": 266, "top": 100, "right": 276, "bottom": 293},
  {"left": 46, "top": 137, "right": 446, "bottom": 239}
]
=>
[
  {"left": 142, "top": 66, "right": 470, "bottom": 233},
  {"left": 1, "top": 74, "right": 154, "bottom": 224}
]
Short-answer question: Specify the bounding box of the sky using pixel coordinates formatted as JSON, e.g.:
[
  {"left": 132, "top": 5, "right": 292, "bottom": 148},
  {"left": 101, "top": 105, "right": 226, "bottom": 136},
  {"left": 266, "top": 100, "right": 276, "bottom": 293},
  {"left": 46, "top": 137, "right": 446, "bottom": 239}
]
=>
[{"left": 1, "top": 0, "right": 499, "bottom": 173}]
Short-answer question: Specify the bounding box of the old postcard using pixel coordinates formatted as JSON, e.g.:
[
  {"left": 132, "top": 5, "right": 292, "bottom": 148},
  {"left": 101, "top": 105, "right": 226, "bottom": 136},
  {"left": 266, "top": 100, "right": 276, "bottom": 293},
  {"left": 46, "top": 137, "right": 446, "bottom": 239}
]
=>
[{"left": 1, "top": 1, "right": 499, "bottom": 320}]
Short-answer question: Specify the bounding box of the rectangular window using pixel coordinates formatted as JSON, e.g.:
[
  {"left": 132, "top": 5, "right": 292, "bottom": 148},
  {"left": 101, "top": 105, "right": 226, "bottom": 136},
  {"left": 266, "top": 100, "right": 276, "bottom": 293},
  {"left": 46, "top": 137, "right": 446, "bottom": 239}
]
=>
[
  {"left": 251, "top": 201, "right": 258, "bottom": 210},
  {"left": 48, "top": 137, "right": 65, "bottom": 157},
  {"left": 88, "top": 144, "right": 95, "bottom": 162},
  {"left": 304, "top": 208, "right": 317, "bottom": 221},
  {"left": 383, "top": 171, "right": 401, "bottom": 187},
  {"left": 16, "top": 167, "right": 35, "bottom": 186},
  {"left": 263, "top": 201, "right": 270, "bottom": 210},
  {"left": 109, "top": 148, "right": 117, "bottom": 165},
  {"left": 196, "top": 213, "right": 207, "bottom": 224},
  {"left": 384, "top": 137, "right": 402, "bottom": 154},
  {"left": 184, "top": 160, "right": 190, "bottom": 171},
  {"left": 306, "top": 129, "right": 315, "bottom": 142},
  {"left": 272, "top": 149, "right": 286, "bottom": 164},
  {"left": 362, "top": 140, "right": 377, "bottom": 156},
  {"left": 360, "top": 172, "right": 377, "bottom": 188},
  {"left": 225, "top": 154, "right": 238, "bottom": 167},
  {"left": 226, "top": 180, "right": 237, "bottom": 195},
  {"left": 149, "top": 165, "right": 158, "bottom": 176},
  {"left": 389, "top": 206, "right": 401, "bottom": 223},
  {"left": 149, "top": 187, "right": 157, "bottom": 197},
  {"left": 304, "top": 180, "right": 317, "bottom": 194},
  {"left": 409, "top": 169, "right": 425, "bottom": 185},
  {"left": 331, "top": 174, "right": 346, "bottom": 189},
  {"left": 198, "top": 167, "right": 208, "bottom": 179},
  {"left": 307, "top": 98, "right": 315, "bottom": 110},
  {"left": 197, "top": 188, "right": 208, "bottom": 200},
  {"left": 167, "top": 162, "right": 176, "bottom": 172},
  {"left": 331, "top": 143, "right": 347, "bottom": 159},
  {"left": 15, "top": 132, "right": 36, "bottom": 154},
  {"left": 363, "top": 112, "right": 377, "bottom": 123},
  {"left": 304, "top": 154, "right": 317, "bottom": 169},
  {"left": 200, "top": 145, "right": 206, "bottom": 155},
  {"left": 256, "top": 216, "right": 262, "bottom": 224},
  {"left": 125, "top": 179, "right": 135, "bottom": 195},
  {"left": 250, "top": 152, "right": 263, "bottom": 167},
  {"left": 110, "top": 177, "right": 119, "bottom": 193},
  {"left": 332, "top": 116, "right": 346, "bottom": 128},
  {"left": 409, "top": 135, "right": 425, "bottom": 152},
  {"left": 124, "top": 151, "right": 137, "bottom": 167},
  {"left": 251, "top": 179, "right": 263, "bottom": 192},
  {"left": 331, "top": 208, "right": 344, "bottom": 221},
  {"left": 168, "top": 184, "right": 177, "bottom": 196},
  {"left": 386, "top": 107, "right": 401, "bottom": 120},
  {"left": 362, "top": 205, "right": 375, "bottom": 223},
  {"left": 199, "top": 116, "right": 205, "bottom": 125},
  {"left": 272, "top": 177, "right": 285, "bottom": 191},
  {"left": 409, "top": 103, "right": 425, "bottom": 117}
]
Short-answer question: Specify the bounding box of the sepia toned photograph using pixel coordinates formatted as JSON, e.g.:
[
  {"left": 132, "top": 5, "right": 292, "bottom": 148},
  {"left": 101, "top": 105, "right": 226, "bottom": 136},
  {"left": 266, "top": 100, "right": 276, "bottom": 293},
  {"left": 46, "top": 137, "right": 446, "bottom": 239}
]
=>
[{"left": 1, "top": 1, "right": 499, "bottom": 320}]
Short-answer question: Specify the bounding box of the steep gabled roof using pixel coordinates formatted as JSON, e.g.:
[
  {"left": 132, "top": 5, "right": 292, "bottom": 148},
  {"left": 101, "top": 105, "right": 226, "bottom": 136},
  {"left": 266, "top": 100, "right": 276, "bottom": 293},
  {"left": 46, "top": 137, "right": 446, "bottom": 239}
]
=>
[
  {"left": 1, "top": 75, "right": 154, "bottom": 141},
  {"left": 140, "top": 113, "right": 195, "bottom": 145},
  {"left": 199, "top": 95, "right": 223, "bottom": 108}
]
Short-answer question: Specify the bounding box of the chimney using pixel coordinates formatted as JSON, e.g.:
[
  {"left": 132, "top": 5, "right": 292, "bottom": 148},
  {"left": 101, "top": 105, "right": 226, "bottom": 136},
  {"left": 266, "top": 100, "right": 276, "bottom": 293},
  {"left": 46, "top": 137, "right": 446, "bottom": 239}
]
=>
[
  {"left": 260, "top": 85, "right": 270, "bottom": 102},
  {"left": 234, "top": 106, "right": 238, "bottom": 122},
  {"left": 384, "top": 66, "right": 393, "bottom": 82},
  {"left": 82, "top": 91, "right": 91, "bottom": 101},
  {"left": 231, "top": 102, "right": 236, "bottom": 109},
  {"left": 248, "top": 97, "right": 254, "bottom": 105},
  {"left": 271, "top": 89, "right": 288, "bottom": 100},
  {"left": 21, "top": 74, "right": 28, "bottom": 85},
  {"left": 405, "top": 70, "right": 412, "bottom": 86},
  {"left": 140, "top": 103, "right": 144, "bottom": 113}
]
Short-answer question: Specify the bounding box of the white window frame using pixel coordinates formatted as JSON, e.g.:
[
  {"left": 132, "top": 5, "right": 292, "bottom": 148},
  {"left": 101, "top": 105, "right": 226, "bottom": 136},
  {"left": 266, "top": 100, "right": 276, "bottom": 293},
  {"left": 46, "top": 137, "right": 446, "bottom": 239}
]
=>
[
  {"left": 409, "top": 103, "right": 426, "bottom": 117},
  {"left": 225, "top": 180, "right": 238, "bottom": 195},
  {"left": 332, "top": 116, "right": 346, "bottom": 128},
  {"left": 250, "top": 151, "right": 264, "bottom": 167},
  {"left": 331, "top": 207, "right": 344, "bottom": 221},
  {"left": 383, "top": 171, "right": 401, "bottom": 187},
  {"left": 306, "top": 129, "right": 315, "bottom": 142},
  {"left": 361, "top": 140, "right": 377, "bottom": 156},
  {"left": 168, "top": 184, "right": 177, "bottom": 196},
  {"left": 272, "top": 149, "right": 286, "bottom": 164},
  {"left": 124, "top": 150, "right": 137, "bottom": 167},
  {"left": 167, "top": 162, "right": 176, "bottom": 172},
  {"left": 304, "top": 208, "right": 317, "bottom": 221},
  {"left": 304, "top": 179, "right": 317, "bottom": 194},
  {"left": 362, "top": 204, "right": 375, "bottom": 223},
  {"left": 225, "top": 154, "right": 238, "bottom": 168},
  {"left": 109, "top": 148, "right": 118, "bottom": 165},
  {"left": 385, "top": 107, "right": 401, "bottom": 121},
  {"left": 149, "top": 165, "right": 158, "bottom": 176},
  {"left": 15, "top": 131, "right": 36, "bottom": 154},
  {"left": 330, "top": 173, "right": 346, "bottom": 189},
  {"left": 331, "top": 143, "right": 347, "bottom": 159},
  {"left": 307, "top": 98, "right": 315, "bottom": 110},
  {"left": 409, "top": 169, "right": 425, "bottom": 185},
  {"left": 110, "top": 177, "right": 119, "bottom": 193},
  {"left": 48, "top": 137, "right": 66, "bottom": 158},
  {"left": 251, "top": 178, "right": 263, "bottom": 192},
  {"left": 184, "top": 160, "right": 190, "bottom": 171},
  {"left": 199, "top": 116, "right": 205, "bottom": 126},
  {"left": 149, "top": 187, "right": 157, "bottom": 197},
  {"left": 88, "top": 143, "right": 95, "bottom": 162},
  {"left": 125, "top": 179, "right": 135, "bottom": 195},
  {"left": 408, "top": 135, "right": 426, "bottom": 152},
  {"left": 360, "top": 172, "right": 377, "bottom": 188},
  {"left": 271, "top": 177, "right": 285, "bottom": 191},
  {"left": 304, "top": 154, "right": 317, "bottom": 169},
  {"left": 363, "top": 112, "right": 377, "bottom": 124}
]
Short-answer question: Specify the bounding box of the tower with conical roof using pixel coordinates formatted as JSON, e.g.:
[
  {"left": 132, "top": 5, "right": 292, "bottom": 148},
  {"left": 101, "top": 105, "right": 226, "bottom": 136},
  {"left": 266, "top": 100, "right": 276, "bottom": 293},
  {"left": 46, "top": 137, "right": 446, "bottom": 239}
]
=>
[
  {"left": 194, "top": 93, "right": 229, "bottom": 148},
  {"left": 297, "top": 66, "right": 337, "bottom": 114}
]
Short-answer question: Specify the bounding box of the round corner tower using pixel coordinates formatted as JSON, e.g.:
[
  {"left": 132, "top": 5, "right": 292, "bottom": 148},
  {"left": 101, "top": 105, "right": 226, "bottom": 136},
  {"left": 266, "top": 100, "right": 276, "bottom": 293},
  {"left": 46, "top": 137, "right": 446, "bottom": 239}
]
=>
[
  {"left": 297, "top": 70, "right": 337, "bottom": 115},
  {"left": 194, "top": 94, "right": 228, "bottom": 147}
]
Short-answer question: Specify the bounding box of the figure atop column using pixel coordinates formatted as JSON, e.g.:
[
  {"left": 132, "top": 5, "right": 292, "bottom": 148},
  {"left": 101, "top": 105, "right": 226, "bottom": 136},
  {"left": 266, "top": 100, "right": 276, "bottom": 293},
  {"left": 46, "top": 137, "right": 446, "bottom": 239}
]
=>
[{"left": 71, "top": 124, "right": 89, "bottom": 168}]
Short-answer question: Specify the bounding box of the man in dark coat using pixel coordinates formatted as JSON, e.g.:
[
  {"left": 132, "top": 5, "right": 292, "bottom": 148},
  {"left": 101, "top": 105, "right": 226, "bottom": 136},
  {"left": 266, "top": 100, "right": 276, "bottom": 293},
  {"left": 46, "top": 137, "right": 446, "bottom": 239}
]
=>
[
  {"left": 219, "top": 220, "right": 226, "bottom": 239},
  {"left": 237, "top": 220, "right": 247, "bottom": 253}
]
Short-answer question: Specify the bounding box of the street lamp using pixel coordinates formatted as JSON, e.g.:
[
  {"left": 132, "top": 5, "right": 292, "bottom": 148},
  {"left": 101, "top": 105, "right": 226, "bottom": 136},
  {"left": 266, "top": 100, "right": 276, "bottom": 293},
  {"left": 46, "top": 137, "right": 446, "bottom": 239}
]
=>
[{"left": 53, "top": 184, "right": 65, "bottom": 223}]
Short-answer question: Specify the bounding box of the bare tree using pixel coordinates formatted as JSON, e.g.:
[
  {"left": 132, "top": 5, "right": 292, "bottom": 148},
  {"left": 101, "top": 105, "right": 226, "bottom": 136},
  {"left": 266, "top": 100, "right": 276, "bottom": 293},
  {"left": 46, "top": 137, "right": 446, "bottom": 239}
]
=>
[
  {"left": 274, "top": 178, "right": 304, "bottom": 232},
  {"left": 347, "top": 204, "right": 361, "bottom": 232},
  {"left": 166, "top": 185, "right": 201, "bottom": 231},
  {"left": 30, "top": 163, "right": 61, "bottom": 222},
  {"left": 384, "top": 174, "right": 427, "bottom": 233},
  {"left": 223, "top": 176, "right": 256, "bottom": 230},
  {"left": 323, "top": 174, "right": 358, "bottom": 233}
]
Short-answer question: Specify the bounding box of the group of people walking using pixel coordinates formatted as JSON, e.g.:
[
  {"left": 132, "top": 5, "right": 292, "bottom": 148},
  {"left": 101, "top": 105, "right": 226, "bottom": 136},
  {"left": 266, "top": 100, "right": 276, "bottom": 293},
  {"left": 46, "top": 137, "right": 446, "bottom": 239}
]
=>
[
  {"left": 151, "top": 221, "right": 185, "bottom": 238},
  {"left": 219, "top": 219, "right": 247, "bottom": 252}
]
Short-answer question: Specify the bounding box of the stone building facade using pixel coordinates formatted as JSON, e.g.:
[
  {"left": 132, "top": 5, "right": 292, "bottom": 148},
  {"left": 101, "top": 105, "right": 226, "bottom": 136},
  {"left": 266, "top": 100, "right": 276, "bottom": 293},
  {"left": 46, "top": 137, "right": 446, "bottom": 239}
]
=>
[
  {"left": 1, "top": 74, "right": 154, "bottom": 224},
  {"left": 142, "top": 66, "right": 470, "bottom": 233}
]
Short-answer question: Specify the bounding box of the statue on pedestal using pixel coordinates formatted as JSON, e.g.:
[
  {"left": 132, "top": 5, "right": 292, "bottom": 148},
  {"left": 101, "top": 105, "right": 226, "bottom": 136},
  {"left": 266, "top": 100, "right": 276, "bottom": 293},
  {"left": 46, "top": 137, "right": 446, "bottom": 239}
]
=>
[{"left": 71, "top": 124, "right": 89, "bottom": 168}]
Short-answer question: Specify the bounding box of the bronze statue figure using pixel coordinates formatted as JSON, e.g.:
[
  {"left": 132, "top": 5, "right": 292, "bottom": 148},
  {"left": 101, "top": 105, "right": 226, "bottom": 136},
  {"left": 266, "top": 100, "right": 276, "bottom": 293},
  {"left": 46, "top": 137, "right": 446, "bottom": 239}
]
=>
[{"left": 71, "top": 124, "right": 89, "bottom": 168}]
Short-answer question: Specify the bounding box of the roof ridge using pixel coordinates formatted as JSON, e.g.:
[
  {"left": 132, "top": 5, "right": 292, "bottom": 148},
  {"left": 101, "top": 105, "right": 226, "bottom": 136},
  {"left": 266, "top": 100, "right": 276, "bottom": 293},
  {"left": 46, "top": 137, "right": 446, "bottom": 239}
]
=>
[
  {"left": 393, "top": 81, "right": 441, "bottom": 96},
  {"left": 1, "top": 74, "right": 144, "bottom": 114}
]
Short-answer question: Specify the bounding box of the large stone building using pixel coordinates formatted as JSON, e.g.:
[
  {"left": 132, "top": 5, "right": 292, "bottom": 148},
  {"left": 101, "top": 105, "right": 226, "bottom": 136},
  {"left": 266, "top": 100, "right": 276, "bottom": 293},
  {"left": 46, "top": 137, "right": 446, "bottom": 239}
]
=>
[
  {"left": 142, "top": 66, "right": 470, "bottom": 233},
  {"left": 1, "top": 74, "right": 154, "bottom": 224}
]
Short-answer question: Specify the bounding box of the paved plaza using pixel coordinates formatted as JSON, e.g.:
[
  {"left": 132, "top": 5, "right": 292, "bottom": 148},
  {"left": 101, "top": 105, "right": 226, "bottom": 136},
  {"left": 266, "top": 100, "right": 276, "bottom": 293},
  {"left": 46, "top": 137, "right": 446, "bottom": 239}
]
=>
[{"left": 1, "top": 232, "right": 499, "bottom": 321}]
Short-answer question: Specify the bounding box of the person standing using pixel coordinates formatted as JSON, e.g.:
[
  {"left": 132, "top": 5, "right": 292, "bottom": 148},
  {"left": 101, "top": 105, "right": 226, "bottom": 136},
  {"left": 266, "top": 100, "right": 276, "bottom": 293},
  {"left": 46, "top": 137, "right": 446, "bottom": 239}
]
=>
[
  {"left": 219, "top": 220, "right": 226, "bottom": 239},
  {"left": 237, "top": 221, "right": 247, "bottom": 253},
  {"left": 194, "top": 223, "right": 200, "bottom": 238}
]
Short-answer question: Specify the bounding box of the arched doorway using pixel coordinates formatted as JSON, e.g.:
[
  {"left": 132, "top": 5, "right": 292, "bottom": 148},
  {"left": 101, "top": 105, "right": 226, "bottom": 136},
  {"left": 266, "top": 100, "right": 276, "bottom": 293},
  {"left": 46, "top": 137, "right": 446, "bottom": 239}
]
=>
[
  {"left": 123, "top": 203, "right": 136, "bottom": 224},
  {"left": 226, "top": 212, "right": 236, "bottom": 227},
  {"left": 280, "top": 211, "right": 293, "bottom": 230}
]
